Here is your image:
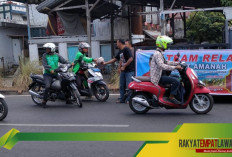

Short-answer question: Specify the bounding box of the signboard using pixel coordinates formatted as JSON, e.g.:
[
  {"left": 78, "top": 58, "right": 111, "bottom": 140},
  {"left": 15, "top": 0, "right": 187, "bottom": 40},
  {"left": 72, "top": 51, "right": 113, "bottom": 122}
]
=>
[{"left": 136, "top": 49, "right": 232, "bottom": 95}]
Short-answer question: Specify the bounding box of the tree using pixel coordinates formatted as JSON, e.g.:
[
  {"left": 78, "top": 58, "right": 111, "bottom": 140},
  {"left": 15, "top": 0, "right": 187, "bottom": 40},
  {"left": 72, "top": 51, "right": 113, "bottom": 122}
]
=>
[
  {"left": 220, "top": 0, "right": 232, "bottom": 6},
  {"left": 186, "top": 12, "right": 225, "bottom": 43}
]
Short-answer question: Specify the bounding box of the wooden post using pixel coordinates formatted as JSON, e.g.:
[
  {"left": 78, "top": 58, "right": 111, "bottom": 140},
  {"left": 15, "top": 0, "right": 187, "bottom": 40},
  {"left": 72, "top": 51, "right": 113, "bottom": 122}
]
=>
[
  {"left": 85, "top": 0, "right": 92, "bottom": 57},
  {"left": 160, "top": 0, "right": 165, "bottom": 35},
  {"left": 26, "top": 3, "right": 31, "bottom": 40},
  {"left": 110, "top": 0, "right": 115, "bottom": 61},
  {"left": 172, "top": 13, "right": 175, "bottom": 39},
  {"left": 128, "top": 5, "right": 132, "bottom": 41},
  {"left": 183, "top": 12, "right": 186, "bottom": 38}
]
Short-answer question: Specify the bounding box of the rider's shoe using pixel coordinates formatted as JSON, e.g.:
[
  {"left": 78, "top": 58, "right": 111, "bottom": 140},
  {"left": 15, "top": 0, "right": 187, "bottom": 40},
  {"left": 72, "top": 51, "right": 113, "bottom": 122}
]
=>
[
  {"left": 168, "top": 97, "right": 181, "bottom": 105},
  {"left": 66, "top": 99, "right": 73, "bottom": 104},
  {"left": 41, "top": 101, "right": 47, "bottom": 108}
]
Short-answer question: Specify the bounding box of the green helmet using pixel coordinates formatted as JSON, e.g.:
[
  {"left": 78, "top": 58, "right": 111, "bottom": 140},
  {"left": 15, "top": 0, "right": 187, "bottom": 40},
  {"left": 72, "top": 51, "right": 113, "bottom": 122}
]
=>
[{"left": 156, "top": 36, "right": 173, "bottom": 50}]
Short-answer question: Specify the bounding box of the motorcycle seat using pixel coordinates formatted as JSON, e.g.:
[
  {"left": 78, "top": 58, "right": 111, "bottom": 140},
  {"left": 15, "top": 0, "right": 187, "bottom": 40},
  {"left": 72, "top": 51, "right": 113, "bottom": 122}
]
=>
[
  {"left": 31, "top": 75, "right": 57, "bottom": 82},
  {"left": 31, "top": 75, "right": 44, "bottom": 80},
  {"left": 134, "top": 76, "right": 171, "bottom": 88},
  {"left": 134, "top": 76, "right": 151, "bottom": 82}
]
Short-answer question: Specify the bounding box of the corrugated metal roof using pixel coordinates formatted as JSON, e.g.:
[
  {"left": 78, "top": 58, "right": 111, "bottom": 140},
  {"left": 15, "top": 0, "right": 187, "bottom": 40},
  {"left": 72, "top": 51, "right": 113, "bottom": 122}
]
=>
[
  {"left": 120, "top": 0, "right": 222, "bottom": 8},
  {"left": 12, "top": 0, "right": 222, "bottom": 8},
  {"left": 36, "top": 0, "right": 119, "bottom": 19}
]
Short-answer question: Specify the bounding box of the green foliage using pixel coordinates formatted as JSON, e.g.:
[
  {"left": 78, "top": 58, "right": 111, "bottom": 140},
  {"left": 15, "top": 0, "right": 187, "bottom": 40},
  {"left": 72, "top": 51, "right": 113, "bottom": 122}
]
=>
[
  {"left": 186, "top": 12, "right": 225, "bottom": 43},
  {"left": 221, "top": 0, "right": 232, "bottom": 6}
]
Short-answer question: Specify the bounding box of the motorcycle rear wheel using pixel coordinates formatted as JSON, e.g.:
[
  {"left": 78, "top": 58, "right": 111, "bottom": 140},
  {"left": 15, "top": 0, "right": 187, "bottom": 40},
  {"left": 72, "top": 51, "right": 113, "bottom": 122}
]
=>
[
  {"left": 31, "top": 85, "right": 44, "bottom": 105},
  {"left": 93, "top": 84, "right": 109, "bottom": 102},
  {"left": 129, "top": 92, "right": 150, "bottom": 114},
  {"left": 0, "top": 99, "right": 8, "bottom": 121}
]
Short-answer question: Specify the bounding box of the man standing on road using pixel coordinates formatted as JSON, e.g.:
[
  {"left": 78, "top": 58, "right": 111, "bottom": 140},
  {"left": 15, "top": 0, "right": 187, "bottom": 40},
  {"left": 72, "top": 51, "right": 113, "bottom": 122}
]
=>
[{"left": 104, "top": 39, "right": 134, "bottom": 103}]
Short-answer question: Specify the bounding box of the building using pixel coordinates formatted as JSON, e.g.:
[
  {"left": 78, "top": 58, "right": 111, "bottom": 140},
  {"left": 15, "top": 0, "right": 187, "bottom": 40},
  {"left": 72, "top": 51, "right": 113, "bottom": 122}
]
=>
[{"left": 0, "top": 1, "right": 27, "bottom": 72}]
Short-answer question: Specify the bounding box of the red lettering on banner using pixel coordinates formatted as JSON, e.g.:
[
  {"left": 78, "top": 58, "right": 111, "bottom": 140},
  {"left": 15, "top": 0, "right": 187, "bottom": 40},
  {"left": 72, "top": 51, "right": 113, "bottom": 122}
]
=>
[
  {"left": 219, "top": 55, "right": 225, "bottom": 62},
  {"left": 167, "top": 55, "right": 173, "bottom": 61},
  {"left": 181, "top": 55, "right": 187, "bottom": 62},
  {"left": 189, "top": 55, "right": 198, "bottom": 62},
  {"left": 211, "top": 55, "right": 218, "bottom": 62},
  {"left": 200, "top": 139, "right": 204, "bottom": 147},
  {"left": 203, "top": 55, "right": 210, "bottom": 62},
  {"left": 226, "top": 55, "right": 232, "bottom": 62}
]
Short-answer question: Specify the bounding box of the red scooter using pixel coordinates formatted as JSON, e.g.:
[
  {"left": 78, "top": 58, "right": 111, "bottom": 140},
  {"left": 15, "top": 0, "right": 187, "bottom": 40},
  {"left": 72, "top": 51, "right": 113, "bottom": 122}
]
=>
[{"left": 128, "top": 62, "right": 213, "bottom": 114}]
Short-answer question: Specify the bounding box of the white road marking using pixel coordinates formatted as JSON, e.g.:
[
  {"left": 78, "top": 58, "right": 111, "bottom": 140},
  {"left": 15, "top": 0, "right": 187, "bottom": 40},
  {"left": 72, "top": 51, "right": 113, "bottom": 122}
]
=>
[{"left": 0, "top": 124, "right": 129, "bottom": 127}]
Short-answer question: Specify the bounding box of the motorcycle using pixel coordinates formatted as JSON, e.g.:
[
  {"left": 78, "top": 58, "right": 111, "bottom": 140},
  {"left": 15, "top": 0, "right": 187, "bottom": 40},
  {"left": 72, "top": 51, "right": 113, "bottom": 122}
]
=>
[
  {"left": 0, "top": 93, "right": 8, "bottom": 121},
  {"left": 128, "top": 62, "right": 214, "bottom": 114},
  {"left": 77, "top": 63, "right": 109, "bottom": 102},
  {"left": 28, "top": 64, "right": 82, "bottom": 107}
]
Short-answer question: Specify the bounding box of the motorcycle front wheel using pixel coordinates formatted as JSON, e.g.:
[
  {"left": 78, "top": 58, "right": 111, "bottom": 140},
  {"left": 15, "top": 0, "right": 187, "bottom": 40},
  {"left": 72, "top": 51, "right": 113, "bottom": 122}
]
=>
[
  {"left": 0, "top": 99, "right": 8, "bottom": 121},
  {"left": 93, "top": 84, "right": 109, "bottom": 102},
  {"left": 72, "top": 89, "right": 83, "bottom": 108},
  {"left": 190, "top": 94, "right": 213, "bottom": 114}
]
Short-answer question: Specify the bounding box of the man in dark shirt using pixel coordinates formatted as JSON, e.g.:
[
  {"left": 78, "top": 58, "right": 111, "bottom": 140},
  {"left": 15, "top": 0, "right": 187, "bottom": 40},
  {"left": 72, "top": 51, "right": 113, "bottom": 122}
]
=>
[{"left": 104, "top": 39, "right": 134, "bottom": 103}]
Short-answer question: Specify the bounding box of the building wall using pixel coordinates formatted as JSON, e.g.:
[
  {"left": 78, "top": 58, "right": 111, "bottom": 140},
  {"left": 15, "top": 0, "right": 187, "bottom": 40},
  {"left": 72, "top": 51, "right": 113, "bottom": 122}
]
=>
[
  {"left": 29, "top": 4, "right": 48, "bottom": 27},
  {"left": 93, "top": 18, "right": 129, "bottom": 41},
  {"left": 0, "top": 27, "right": 27, "bottom": 69}
]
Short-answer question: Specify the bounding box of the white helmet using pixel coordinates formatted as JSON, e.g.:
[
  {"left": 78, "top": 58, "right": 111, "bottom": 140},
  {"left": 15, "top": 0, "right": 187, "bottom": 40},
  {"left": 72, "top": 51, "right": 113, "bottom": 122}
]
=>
[
  {"left": 43, "top": 43, "right": 56, "bottom": 52},
  {"left": 79, "top": 42, "right": 90, "bottom": 51}
]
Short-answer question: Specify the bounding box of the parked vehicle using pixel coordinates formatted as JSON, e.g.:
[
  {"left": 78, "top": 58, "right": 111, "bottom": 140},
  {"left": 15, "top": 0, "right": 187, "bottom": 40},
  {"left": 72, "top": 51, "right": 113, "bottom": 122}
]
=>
[
  {"left": 0, "top": 93, "right": 8, "bottom": 121},
  {"left": 128, "top": 62, "right": 213, "bottom": 114},
  {"left": 28, "top": 64, "right": 82, "bottom": 107},
  {"left": 77, "top": 63, "right": 109, "bottom": 102}
]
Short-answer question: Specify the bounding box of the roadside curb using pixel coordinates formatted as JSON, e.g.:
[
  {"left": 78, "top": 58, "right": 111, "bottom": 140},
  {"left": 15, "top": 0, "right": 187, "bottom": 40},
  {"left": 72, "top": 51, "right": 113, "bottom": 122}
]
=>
[{"left": 0, "top": 89, "right": 119, "bottom": 95}]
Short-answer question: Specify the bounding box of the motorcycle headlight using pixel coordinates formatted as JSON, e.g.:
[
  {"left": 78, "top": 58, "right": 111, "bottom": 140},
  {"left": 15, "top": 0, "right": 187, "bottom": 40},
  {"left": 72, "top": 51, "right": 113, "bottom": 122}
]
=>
[
  {"left": 68, "top": 72, "right": 74, "bottom": 77},
  {"left": 198, "top": 80, "right": 206, "bottom": 87},
  {"left": 191, "top": 69, "right": 198, "bottom": 79},
  {"left": 61, "top": 66, "right": 68, "bottom": 72},
  {"left": 96, "top": 72, "right": 103, "bottom": 79}
]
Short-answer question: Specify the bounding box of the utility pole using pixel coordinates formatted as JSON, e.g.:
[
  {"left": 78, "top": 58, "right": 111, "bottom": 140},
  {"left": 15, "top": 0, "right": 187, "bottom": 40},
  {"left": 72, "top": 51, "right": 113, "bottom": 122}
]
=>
[
  {"left": 85, "top": 0, "right": 92, "bottom": 57},
  {"left": 110, "top": 0, "right": 115, "bottom": 61},
  {"left": 160, "top": 0, "right": 165, "bottom": 35}
]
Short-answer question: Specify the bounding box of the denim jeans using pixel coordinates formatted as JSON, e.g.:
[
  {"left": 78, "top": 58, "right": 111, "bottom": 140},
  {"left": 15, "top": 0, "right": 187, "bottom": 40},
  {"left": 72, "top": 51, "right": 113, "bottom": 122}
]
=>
[
  {"left": 159, "top": 75, "right": 180, "bottom": 96},
  {"left": 119, "top": 71, "right": 134, "bottom": 102}
]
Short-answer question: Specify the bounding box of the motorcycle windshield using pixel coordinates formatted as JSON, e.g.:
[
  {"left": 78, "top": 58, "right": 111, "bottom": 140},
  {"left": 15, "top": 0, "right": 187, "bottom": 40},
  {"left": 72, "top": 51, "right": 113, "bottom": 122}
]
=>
[{"left": 91, "top": 68, "right": 101, "bottom": 72}]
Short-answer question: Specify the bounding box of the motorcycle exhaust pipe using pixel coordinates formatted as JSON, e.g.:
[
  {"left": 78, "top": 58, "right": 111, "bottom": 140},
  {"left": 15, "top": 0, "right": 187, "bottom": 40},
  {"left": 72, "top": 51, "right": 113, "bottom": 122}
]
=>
[
  {"left": 132, "top": 97, "right": 150, "bottom": 108},
  {"left": 29, "top": 90, "right": 43, "bottom": 99}
]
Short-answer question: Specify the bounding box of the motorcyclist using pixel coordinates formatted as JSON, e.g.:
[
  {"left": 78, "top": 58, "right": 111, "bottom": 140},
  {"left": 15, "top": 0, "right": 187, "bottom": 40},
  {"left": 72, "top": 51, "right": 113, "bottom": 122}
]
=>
[
  {"left": 150, "top": 36, "right": 182, "bottom": 104},
  {"left": 42, "top": 43, "right": 70, "bottom": 107},
  {"left": 72, "top": 42, "right": 97, "bottom": 91}
]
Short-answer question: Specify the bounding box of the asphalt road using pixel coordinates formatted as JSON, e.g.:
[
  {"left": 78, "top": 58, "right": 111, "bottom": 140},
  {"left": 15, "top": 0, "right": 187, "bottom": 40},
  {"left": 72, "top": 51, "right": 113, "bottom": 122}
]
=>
[{"left": 0, "top": 95, "right": 231, "bottom": 157}]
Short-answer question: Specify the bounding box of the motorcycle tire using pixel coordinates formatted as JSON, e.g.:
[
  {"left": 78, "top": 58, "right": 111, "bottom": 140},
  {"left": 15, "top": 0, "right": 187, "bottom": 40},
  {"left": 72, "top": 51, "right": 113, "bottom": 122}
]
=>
[
  {"left": 129, "top": 92, "right": 150, "bottom": 114},
  {"left": 31, "top": 85, "right": 44, "bottom": 106},
  {"left": 190, "top": 94, "right": 213, "bottom": 114},
  {"left": 93, "top": 84, "right": 109, "bottom": 102},
  {"left": 0, "top": 99, "right": 8, "bottom": 121},
  {"left": 72, "top": 89, "right": 83, "bottom": 108}
]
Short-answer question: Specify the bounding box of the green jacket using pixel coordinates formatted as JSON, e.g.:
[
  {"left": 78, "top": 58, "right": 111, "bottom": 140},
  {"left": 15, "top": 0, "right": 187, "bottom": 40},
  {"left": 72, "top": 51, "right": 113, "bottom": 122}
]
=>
[
  {"left": 42, "top": 53, "right": 68, "bottom": 74},
  {"left": 73, "top": 51, "right": 93, "bottom": 74}
]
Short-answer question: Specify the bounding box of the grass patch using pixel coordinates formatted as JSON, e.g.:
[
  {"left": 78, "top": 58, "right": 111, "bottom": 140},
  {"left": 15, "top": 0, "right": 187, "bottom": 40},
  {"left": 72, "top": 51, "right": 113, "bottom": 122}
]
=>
[
  {"left": 107, "top": 67, "right": 120, "bottom": 91},
  {"left": 13, "top": 60, "right": 43, "bottom": 91}
]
